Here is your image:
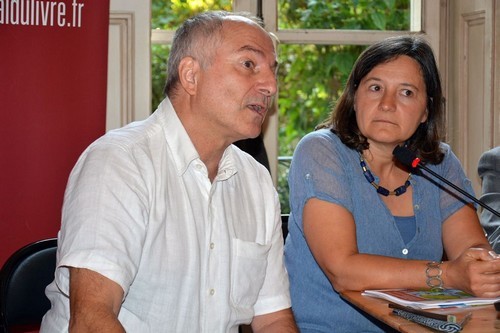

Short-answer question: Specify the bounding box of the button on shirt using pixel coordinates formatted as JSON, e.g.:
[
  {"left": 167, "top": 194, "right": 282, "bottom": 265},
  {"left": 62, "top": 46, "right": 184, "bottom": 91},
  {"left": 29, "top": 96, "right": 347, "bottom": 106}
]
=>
[{"left": 41, "top": 98, "right": 291, "bottom": 333}]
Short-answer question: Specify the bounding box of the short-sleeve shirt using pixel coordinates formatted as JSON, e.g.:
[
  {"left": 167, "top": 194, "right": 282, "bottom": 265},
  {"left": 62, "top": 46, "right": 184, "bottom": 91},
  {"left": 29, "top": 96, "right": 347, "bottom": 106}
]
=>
[
  {"left": 40, "top": 98, "right": 291, "bottom": 333},
  {"left": 284, "top": 129, "right": 475, "bottom": 332}
]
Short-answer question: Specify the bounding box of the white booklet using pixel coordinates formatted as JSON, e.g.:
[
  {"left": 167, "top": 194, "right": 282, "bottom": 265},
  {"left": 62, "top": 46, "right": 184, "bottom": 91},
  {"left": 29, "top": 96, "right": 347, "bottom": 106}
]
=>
[{"left": 362, "top": 288, "right": 500, "bottom": 309}]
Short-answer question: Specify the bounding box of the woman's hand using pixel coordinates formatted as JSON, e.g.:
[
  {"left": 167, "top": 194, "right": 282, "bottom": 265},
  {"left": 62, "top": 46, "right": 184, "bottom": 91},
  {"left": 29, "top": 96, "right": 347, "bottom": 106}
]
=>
[{"left": 444, "top": 248, "right": 500, "bottom": 298}]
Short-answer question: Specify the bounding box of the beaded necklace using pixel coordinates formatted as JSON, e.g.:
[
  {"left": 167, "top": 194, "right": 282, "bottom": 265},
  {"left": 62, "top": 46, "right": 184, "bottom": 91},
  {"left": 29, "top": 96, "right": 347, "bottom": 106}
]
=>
[{"left": 359, "top": 153, "right": 412, "bottom": 196}]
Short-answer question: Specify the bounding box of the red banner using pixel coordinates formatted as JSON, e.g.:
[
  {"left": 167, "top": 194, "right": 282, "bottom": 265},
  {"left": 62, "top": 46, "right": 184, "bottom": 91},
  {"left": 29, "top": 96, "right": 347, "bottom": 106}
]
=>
[{"left": 0, "top": 0, "right": 110, "bottom": 266}]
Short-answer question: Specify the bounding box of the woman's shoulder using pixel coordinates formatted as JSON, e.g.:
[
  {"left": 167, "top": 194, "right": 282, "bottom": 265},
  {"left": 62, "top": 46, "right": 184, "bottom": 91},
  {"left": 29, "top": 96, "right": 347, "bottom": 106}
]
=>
[
  {"left": 438, "top": 142, "right": 452, "bottom": 153},
  {"left": 298, "top": 128, "right": 344, "bottom": 149},
  {"left": 437, "top": 142, "right": 458, "bottom": 163},
  {"left": 294, "top": 129, "right": 354, "bottom": 162}
]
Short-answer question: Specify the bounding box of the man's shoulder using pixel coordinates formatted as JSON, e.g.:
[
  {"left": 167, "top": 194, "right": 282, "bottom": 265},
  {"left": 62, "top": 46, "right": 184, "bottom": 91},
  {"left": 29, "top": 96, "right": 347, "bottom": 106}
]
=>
[
  {"left": 94, "top": 114, "right": 163, "bottom": 149},
  {"left": 479, "top": 147, "right": 500, "bottom": 173}
]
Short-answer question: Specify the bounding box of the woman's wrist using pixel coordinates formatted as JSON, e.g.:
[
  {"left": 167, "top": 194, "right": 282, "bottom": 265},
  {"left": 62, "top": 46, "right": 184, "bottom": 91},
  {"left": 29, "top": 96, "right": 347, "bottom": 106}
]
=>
[{"left": 425, "top": 261, "right": 444, "bottom": 290}]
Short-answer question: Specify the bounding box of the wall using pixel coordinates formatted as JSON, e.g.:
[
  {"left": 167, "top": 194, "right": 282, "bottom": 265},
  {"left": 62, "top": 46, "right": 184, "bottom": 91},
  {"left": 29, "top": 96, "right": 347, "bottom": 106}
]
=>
[
  {"left": 0, "top": 0, "right": 110, "bottom": 266},
  {"left": 447, "top": 0, "right": 500, "bottom": 196},
  {"left": 107, "top": 0, "right": 151, "bottom": 131}
]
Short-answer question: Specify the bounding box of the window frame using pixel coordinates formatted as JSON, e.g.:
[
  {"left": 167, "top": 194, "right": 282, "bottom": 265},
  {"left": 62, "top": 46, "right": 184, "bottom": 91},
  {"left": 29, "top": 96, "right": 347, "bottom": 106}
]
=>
[
  {"left": 259, "top": 0, "right": 445, "bottom": 182},
  {"left": 151, "top": 0, "right": 445, "bottom": 183}
]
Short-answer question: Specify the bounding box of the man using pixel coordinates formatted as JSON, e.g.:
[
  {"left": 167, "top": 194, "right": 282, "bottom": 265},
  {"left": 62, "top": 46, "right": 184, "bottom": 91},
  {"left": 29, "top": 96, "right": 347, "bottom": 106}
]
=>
[
  {"left": 41, "top": 11, "right": 297, "bottom": 332},
  {"left": 478, "top": 146, "right": 500, "bottom": 252}
]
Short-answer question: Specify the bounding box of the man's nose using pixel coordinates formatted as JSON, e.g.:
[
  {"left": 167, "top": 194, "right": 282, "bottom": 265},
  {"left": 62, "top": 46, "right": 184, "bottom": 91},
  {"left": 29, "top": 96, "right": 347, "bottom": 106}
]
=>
[{"left": 257, "top": 69, "right": 277, "bottom": 97}]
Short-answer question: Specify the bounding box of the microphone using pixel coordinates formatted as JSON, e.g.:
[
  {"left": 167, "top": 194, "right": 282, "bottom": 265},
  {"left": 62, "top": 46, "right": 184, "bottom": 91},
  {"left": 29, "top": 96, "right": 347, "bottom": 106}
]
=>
[{"left": 393, "top": 145, "right": 500, "bottom": 218}]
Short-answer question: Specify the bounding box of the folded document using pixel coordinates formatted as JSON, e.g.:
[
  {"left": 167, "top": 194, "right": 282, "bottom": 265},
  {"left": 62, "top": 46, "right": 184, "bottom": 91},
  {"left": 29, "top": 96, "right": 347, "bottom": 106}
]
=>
[{"left": 363, "top": 288, "right": 500, "bottom": 309}]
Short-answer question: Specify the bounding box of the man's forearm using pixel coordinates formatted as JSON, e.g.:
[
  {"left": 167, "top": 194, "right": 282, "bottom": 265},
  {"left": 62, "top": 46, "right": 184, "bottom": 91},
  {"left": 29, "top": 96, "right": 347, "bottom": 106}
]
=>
[
  {"left": 251, "top": 309, "right": 298, "bottom": 333},
  {"left": 69, "top": 307, "right": 125, "bottom": 333},
  {"left": 69, "top": 267, "right": 125, "bottom": 333}
]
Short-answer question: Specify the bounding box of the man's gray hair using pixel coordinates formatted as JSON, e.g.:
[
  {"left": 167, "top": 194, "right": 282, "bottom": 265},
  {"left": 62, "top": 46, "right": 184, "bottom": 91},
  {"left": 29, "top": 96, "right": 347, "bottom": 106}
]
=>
[{"left": 163, "top": 11, "right": 265, "bottom": 97}]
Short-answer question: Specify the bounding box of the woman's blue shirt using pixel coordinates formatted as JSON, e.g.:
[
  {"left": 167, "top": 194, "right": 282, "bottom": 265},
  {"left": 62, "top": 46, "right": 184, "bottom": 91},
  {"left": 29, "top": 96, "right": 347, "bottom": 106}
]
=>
[{"left": 284, "top": 129, "right": 476, "bottom": 332}]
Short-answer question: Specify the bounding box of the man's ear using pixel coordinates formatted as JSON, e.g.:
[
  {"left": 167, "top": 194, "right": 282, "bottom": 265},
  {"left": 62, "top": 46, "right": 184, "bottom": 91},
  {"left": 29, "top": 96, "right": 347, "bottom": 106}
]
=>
[{"left": 178, "top": 57, "right": 199, "bottom": 95}]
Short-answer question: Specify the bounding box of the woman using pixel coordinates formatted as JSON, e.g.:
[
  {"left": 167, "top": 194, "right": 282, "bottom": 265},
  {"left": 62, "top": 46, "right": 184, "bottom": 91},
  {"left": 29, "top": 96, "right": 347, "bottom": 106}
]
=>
[{"left": 284, "top": 35, "right": 500, "bottom": 332}]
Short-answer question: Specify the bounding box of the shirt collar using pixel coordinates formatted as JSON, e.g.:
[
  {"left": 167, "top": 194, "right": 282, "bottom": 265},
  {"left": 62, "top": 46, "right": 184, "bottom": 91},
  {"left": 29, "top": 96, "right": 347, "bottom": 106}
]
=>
[
  {"left": 155, "top": 98, "right": 199, "bottom": 176},
  {"left": 155, "top": 98, "right": 237, "bottom": 180}
]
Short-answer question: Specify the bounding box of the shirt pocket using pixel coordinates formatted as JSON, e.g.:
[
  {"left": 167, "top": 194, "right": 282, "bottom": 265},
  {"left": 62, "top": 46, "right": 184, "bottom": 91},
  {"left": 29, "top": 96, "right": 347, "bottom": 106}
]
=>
[{"left": 230, "top": 238, "right": 271, "bottom": 308}]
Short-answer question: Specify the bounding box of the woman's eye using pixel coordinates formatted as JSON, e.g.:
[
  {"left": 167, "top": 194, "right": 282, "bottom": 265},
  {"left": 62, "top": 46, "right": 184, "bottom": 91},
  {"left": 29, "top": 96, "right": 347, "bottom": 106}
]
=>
[
  {"left": 402, "top": 89, "right": 413, "bottom": 97},
  {"left": 369, "top": 85, "right": 381, "bottom": 92}
]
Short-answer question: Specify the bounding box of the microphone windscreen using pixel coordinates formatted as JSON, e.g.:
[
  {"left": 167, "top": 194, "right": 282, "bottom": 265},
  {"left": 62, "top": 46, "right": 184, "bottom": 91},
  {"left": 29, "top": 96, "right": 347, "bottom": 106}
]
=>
[{"left": 393, "top": 145, "right": 417, "bottom": 167}]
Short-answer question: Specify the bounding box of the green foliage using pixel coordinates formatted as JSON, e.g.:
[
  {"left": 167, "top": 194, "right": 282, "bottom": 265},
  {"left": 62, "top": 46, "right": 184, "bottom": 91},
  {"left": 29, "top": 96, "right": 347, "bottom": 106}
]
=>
[
  {"left": 151, "top": 45, "right": 170, "bottom": 112},
  {"left": 279, "top": 0, "right": 409, "bottom": 30},
  {"left": 151, "top": 0, "right": 232, "bottom": 29}
]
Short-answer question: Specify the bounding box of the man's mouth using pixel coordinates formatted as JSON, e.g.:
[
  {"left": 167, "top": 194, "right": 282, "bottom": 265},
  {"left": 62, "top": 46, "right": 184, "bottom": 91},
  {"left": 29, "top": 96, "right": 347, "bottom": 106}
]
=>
[{"left": 248, "top": 104, "right": 266, "bottom": 116}]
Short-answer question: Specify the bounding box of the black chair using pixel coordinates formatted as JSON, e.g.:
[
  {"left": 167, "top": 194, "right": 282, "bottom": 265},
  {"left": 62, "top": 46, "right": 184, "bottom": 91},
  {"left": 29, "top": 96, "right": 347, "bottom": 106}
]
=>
[
  {"left": 281, "top": 214, "right": 289, "bottom": 241},
  {"left": 0, "top": 238, "right": 57, "bottom": 333}
]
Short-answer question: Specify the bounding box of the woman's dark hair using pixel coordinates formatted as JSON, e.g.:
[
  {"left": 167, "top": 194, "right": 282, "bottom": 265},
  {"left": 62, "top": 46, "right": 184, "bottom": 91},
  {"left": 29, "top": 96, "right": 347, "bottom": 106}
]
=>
[{"left": 319, "top": 35, "right": 445, "bottom": 164}]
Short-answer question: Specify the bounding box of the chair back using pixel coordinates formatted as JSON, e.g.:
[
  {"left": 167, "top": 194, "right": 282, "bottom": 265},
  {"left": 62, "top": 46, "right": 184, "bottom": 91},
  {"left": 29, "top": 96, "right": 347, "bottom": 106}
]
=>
[
  {"left": 281, "top": 214, "right": 289, "bottom": 241},
  {"left": 0, "top": 238, "right": 57, "bottom": 333}
]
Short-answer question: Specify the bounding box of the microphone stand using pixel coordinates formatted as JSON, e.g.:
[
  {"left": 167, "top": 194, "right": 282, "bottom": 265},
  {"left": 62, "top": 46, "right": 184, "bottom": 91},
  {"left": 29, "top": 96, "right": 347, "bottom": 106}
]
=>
[{"left": 417, "top": 163, "right": 500, "bottom": 218}]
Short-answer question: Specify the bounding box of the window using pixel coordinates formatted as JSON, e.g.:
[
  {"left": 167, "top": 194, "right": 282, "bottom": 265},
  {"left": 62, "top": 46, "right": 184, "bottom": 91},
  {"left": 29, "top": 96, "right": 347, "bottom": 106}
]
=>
[{"left": 151, "top": 0, "right": 441, "bottom": 213}]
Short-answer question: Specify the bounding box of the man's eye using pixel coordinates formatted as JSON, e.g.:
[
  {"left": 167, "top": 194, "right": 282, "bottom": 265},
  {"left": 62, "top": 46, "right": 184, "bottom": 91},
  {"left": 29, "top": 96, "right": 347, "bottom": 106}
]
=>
[{"left": 243, "top": 60, "right": 255, "bottom": 69}]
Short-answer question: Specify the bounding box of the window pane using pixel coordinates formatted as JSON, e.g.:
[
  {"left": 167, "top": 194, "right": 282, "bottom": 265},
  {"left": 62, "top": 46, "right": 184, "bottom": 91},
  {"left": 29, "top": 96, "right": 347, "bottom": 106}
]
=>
[
  {"left": 151, "top": 44, "right": 171, "bottom": 111},
  {"left": 278, "top": 0, "right": 411, "bottom": 30},
  {"left": 277, "top": 43, "right": 367, "bottom": 213},
  {"left": 151, "top": 0, "right": 233, "bottom": 30}
]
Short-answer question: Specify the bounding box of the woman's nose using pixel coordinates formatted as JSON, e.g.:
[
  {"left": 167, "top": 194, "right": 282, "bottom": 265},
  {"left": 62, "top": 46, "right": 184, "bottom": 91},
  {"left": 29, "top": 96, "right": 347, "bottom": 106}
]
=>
[{"left": 379, "top": 92, "right": 396, "bottom": 111}]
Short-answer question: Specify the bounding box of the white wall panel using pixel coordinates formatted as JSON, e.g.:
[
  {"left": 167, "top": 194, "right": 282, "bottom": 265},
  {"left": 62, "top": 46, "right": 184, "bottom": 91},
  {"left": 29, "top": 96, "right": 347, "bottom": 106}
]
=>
[
  {"left": 107, "top": 0, "right": 151, "bottom": 131},
  {"left": 448, "top": 0, "right": 496, "bottom": 195}
]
